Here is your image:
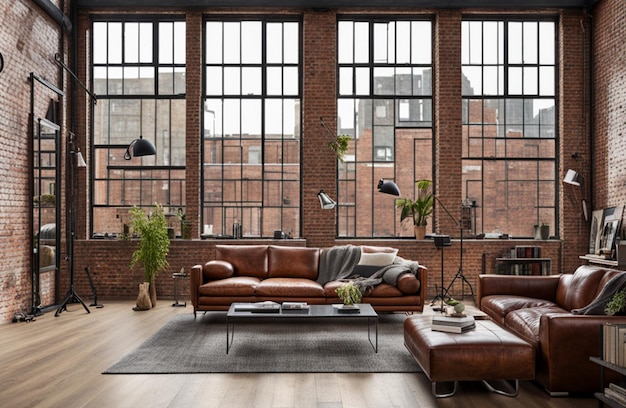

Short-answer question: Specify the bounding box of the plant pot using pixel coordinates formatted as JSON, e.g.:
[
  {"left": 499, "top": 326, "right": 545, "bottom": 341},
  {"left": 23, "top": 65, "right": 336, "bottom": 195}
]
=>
[
  {"left": 541, "top": 224, "right": 550, "bottom": 240},
  {"left": 414, "top": 225, "right": 426, "bottom": 240}
]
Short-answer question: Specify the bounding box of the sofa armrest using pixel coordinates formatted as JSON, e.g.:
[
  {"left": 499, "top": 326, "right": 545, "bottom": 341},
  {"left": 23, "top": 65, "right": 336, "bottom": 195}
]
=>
[
  {"left": 538, "top": 313, "right": 626, "bottom": 391},
  {"left": 190, "top": 264, "right": 203, "bottom": 308},
  {"left": 477, "top": 274, "right": 560, "bottom": 309}
]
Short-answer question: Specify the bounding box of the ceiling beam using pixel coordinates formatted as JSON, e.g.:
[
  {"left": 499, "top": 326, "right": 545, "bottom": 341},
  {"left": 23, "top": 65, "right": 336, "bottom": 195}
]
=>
[{"left": 77, "top": 0, "right": 591, "bottom": 10}]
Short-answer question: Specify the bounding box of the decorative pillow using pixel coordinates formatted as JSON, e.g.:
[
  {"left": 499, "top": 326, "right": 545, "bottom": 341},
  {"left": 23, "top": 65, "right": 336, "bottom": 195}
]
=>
[
  {"left": 352, "top": 264, "right": 383, "bottom": 278},
  {"left": 361, "top": 245, "right": 398, "bottom": 254},
  {"left": 357, "top": 251, "right": 397, "bottom": 267}
]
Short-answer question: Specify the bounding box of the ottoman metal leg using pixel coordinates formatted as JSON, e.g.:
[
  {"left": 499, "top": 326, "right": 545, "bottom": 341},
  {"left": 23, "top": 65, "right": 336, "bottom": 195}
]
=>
[
  {"left": 482, "top": 379, "right": 519, "bottom": 397},
  {"left": 432, "top": 381, "right": 458, "bottom": 398}
]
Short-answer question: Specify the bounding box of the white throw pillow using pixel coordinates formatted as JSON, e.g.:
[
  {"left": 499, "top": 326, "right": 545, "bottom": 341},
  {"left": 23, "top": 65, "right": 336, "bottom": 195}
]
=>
[{"left": 357, "top": 250, "right": 397, "bottom": 266}]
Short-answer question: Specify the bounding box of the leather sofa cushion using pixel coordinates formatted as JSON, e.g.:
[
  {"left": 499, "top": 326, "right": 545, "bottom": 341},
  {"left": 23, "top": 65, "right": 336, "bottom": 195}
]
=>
[
  {"left": 255, "top": 278, "right": 325, "bottom": 297},
  {"left": 216, "top": 245, "right": 268, "bottom": 279},
  {"left": 198, "top": 276, "right": 260, "bottom": 296},
  {"left": 504, "top": 306, "right": 567, "bottom": 348},
  {"left": 203, "top": 260, "right": 234, "bottom": 280},
  {"left": 556, "top": 265, "right": 608, "bottom": 310},
  {"left": 267, "top": 245, "right": 320, "bottom": 279},
  {"left": 481, "top": 295, "right": 558, "bottom": 325}
]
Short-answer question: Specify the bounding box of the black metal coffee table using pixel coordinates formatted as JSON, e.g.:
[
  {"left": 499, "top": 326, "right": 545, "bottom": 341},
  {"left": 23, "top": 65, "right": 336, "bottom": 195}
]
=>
[{"left": 226, "top": 303, "right": 379, "bottom": 354}]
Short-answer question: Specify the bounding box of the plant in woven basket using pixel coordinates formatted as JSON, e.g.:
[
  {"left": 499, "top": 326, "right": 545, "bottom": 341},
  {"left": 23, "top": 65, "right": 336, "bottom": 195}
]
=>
[{"left": 335, "top": 282, "right": 362, "bottom": 306}]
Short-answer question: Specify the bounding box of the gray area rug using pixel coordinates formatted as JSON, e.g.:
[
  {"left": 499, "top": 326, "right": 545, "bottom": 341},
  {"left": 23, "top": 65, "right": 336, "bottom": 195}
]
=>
[{"left": 103, "top": 312, "right": 421, "bottom": 374}]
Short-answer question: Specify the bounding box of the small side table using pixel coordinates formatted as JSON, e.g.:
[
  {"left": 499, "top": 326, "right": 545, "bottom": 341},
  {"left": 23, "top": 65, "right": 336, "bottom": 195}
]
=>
[{"left": 172, "top": 272, "right": 189, "bottom": 307}]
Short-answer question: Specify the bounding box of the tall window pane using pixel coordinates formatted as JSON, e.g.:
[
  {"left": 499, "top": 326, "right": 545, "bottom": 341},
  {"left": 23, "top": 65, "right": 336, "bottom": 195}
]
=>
[
  {"left": 92, "top": 18, "right": 186, "bottom": 237},
  {"left": 203, "top": 18, "right": 301, "bottom": 238},
  {"left": 462, "top": 19, "right": 557, "bottom": 238},
  {"left": 338, "top": 18, "right": 433, "bottom": 238}
]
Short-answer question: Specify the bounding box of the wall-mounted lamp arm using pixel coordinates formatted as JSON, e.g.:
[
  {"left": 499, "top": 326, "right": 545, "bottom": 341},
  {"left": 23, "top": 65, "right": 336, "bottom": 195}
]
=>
[{"left": 54, "top": 53, "right": 97, "bottom": 105}]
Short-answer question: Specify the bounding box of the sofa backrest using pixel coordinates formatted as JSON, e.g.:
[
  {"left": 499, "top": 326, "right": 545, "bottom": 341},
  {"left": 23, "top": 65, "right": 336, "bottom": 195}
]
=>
[
  {"left": 216, "top": 245, "right": 269, "bottom": 279},
  {"left": 268, "top": 245, "right": 320, "bottom": 279},
  {"left": 556, "top": 264, "right": 620, "bottom": 310}
]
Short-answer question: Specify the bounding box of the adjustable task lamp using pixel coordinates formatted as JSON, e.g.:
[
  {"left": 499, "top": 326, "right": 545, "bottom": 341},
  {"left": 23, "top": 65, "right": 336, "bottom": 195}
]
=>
[
  {"left": 124, "top": 136, "right": 156, "bottom": 160},
  {"left": 563, "top": 169, "right": 588, "bottom": 222},
  {"left": 377, "top": 179, "right": 401, "bottom": 196},
  {"left": 318, "top": 190, "right": 337, "bottom": 210}
]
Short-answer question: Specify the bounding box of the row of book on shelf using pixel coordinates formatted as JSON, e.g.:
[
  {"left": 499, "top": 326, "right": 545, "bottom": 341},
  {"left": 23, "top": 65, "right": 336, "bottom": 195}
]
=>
[
  {"left": 431, "top": 315, "right": 476, "bottom": 333},
  {"left": 603, "top": 323, "right": 626, "bottom": 367},
  {"left": 498, "top": 245, "right": 548, "bottom": 276},
  {"left": 511, "top": 245, "right": 542, "bottom": 258}
]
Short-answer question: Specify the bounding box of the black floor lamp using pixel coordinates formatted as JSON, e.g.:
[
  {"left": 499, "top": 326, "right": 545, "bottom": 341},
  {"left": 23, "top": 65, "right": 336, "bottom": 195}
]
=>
[
  {"left": 433, "top": 196, "right": 475, "bottom": 301},
  {"left": 55, "top": 132, "right": 90, "bottom": 317},
  {"left": 431, "top": 234, "right": 451, "bottom": 312}
]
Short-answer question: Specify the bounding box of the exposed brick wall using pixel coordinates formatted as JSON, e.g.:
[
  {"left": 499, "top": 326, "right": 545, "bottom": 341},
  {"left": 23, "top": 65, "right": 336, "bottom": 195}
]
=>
[
  {"left": 0, "top": 0, "right": 67, "bottom": 321},
  {"left": 593, "top": 0, "right": 626, "bottom": 209}
]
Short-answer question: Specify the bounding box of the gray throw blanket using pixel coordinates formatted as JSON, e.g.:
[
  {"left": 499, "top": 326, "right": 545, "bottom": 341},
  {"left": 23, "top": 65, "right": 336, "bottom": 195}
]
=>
[
  {"left": 572, "top": 272, "right": 626, "bottom": 315},
  {"left": 317, "top": 245, "right": 362, "bottom": 285},
  {"left": 351, "top": 257, "right": 425, "bottom": 294}
]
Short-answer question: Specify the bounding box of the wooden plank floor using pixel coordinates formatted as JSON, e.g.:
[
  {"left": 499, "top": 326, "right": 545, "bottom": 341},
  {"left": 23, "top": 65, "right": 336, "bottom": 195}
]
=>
[{"left": 0, "top": 300, "right": 596, "bottom": 408}]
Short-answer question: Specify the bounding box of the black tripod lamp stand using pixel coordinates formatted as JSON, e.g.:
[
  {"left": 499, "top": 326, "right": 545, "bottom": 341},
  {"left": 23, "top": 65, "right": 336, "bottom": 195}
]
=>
[
  {"left": 431, "top": 235, "right": 451, "bottom": 312},
  {"left": 433, "top": 196, "right": 475, "bottom": 301},
  {"left": 56, "top": 133, "right": 90, "bottom": 317}
]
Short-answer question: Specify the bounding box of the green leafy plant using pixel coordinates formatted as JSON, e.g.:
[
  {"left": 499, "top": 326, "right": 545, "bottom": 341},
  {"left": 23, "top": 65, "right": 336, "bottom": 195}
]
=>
[
  {"left": 329, "top": 134, "right": 352, "bottom": 162},
  {"left": 129, "top": 204, "right": 170, "bottom": 307},
  {"left": 335, "top": 282, "right": 363, "bottom": 305},
  {"left": 605, "top": 289, "right": 626, "bottom": 316},
  {"left": 395, "top": 179, "right": 434, "bottom": 227}
]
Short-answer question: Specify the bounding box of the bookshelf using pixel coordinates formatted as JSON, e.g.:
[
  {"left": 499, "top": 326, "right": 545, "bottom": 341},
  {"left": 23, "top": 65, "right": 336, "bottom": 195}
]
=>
[
  {"left": 494, "top": 246, "right": 551, "bottom": 275},
  {"left": 591, "top": 323, "right": 626, "bottom": 407}
]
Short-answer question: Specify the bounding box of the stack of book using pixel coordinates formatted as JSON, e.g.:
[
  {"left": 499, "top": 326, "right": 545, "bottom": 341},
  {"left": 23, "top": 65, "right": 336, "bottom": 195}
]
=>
[
  {"left": 281, "top": 302, "right": 309, "bottom": 312},
  {"left": 605, "top": 383, "right": 626, "bottom": 406},
  {"left": 603, "top": 323, "right": 626, "bottom": 367},
  {"left": 234, "top": 301, "right": 281, "bottom": 313},
  {"left": 431, "top": 315, "right": 476, "bottom": 333}
]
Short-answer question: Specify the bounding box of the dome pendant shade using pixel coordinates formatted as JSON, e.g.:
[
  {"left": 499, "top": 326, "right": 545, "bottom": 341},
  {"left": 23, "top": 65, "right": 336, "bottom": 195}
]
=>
[
  {"left": 377, "top": 179, "right": 401, "bottom": 196},
  {"left": 124, "top": 136, "right": 156, "bottom": 160}
]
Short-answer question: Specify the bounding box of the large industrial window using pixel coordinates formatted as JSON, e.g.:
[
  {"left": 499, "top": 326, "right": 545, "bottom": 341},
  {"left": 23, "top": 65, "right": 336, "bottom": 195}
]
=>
[
  {"left": 462, "top": 19, "right": 557, "bottom": 238},
  {"left": 202, "top": 18, "right": 301, "bottom": 238},
  {"left": 337, "top": 18, "right": 433, "bottom": 237},
  {"left": 91, "top": 17, "right": 186, "bottom": 237}
]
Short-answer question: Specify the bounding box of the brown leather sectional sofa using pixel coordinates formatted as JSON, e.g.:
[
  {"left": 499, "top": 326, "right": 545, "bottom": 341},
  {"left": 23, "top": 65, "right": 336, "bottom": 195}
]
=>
[
  {"left": 190, "top": 244, "right": 427, "bottom": 315},
  {"left": 478, "top": 264, "right": 626, "bottom": 395}
]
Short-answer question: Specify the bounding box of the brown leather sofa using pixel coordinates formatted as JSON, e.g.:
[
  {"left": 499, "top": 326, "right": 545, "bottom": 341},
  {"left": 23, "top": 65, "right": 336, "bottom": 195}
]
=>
[
  {"left": 477, "top": 264, "right": 626, "bottom": 395},
  {"left": 190, "top": 244, "right": 427, "bottom": 315}
]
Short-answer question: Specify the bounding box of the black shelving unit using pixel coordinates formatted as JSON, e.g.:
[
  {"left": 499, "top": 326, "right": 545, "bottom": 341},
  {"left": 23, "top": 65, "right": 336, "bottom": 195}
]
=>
[{"left": 590, "top": 356, "right": 626, "bottom": 407}]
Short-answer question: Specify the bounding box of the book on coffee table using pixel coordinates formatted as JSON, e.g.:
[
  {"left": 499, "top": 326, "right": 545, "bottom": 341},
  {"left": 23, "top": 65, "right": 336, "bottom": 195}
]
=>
[
  {"left": 233, "top": 301, "right": 281, "bottom": 313},
  {"left": 281, "top": 302, "right": 309, "bottom": 310}
]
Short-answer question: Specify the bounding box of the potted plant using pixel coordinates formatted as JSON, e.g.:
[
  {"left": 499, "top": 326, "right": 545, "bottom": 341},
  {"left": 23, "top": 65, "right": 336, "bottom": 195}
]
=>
[
  {"left": 605, "top": 289, "right": 626, "bottom": 316},
  {"left": 129, "top": 204, "right": 170, "bottom": 308},
  {"left": 395, "top": 179, "right": 434, "bottom": 239},
  {"left": 335, "top": 282, "right": 362, "bottom": 306}
]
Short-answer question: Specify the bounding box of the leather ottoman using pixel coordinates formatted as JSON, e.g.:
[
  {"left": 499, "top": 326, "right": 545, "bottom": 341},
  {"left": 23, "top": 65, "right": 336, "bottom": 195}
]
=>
[{"left": 404, "top": 315, "right": 534, "bottom": 397}]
